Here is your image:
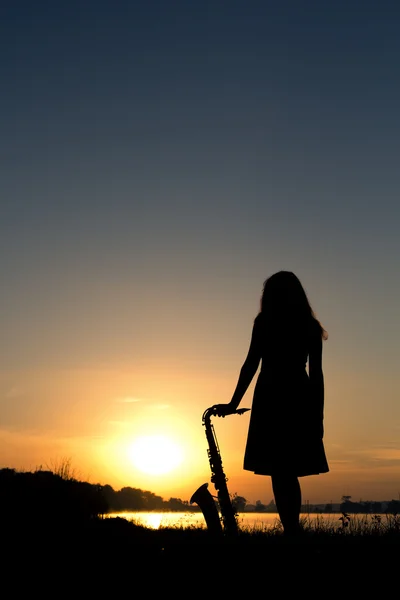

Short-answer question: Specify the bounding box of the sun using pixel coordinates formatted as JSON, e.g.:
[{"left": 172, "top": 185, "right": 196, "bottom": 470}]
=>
[{"left": 128, "top": 435, "right": 183, "bottom": 475}]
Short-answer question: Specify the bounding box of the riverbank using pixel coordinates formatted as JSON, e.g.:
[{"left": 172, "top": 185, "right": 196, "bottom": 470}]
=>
[{"left": 4, "top": 515, "right": 399, "bottom": 594}]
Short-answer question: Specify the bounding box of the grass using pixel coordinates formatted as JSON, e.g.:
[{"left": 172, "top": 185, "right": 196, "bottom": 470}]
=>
[
  {"left": 299, "top": 511, "right": 400, "bottom": 536},
  {"left": 149, "top": 509, "right": 400, "bottom": 536},
  {"left": 3, "top": 511, "right": 399, "bottom": 593},
  {"left": 3, "top": 462, "right": 398, "bottom": 591},
  {"left": 112, "top": 509, "right": 400, "bottom": 560}
]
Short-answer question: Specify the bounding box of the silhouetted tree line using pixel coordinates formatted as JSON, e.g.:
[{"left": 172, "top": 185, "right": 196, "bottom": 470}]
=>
[
  {"left": 340, "top": 495, "right": 400, "bottom": 515},
  {"left": 0, "top": 468, "right": 192, "bottom": 520},
  {"left": 1, "top": 469, "right": 398, "bottom": 522},
  {"left": 101, "top": 483, "right": 191, "bottom": 511},
  {"left": 0, "top": 468, "right": 108, "bottom": 523}
]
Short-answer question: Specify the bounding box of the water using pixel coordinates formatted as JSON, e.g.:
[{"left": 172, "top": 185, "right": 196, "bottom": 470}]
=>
[{"left": 106, "top": 511, "right": 345, "bottom": 531}]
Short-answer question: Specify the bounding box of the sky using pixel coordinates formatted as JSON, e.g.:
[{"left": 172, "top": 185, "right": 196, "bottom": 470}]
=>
[{"left": 1, "top": 0, "right": 399, "bottom": 506}]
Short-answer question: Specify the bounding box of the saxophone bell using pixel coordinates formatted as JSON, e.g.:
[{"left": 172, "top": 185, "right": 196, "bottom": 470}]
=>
[{"left": 190, "top": 482, "right": 223, "bottom": 535}]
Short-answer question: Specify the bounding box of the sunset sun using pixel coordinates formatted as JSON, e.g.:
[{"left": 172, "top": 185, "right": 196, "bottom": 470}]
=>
[{"left": 128, "top": 435, "right": 183, "bottom": 475}]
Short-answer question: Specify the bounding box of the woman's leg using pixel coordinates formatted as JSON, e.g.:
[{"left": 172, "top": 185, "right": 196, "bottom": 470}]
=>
[{"left": 271, "top": 474, "right": 302, "bottom": 535}]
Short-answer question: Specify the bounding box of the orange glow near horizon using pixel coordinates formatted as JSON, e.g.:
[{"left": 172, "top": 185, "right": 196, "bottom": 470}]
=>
[{"left": 1, "top": 362, "right": 400, "bottom": 505}]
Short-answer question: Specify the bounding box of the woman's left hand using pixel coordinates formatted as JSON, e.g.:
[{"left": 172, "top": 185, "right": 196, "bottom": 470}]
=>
[{"left": 212, "top": 403, "right": 237, "bottom": 417}]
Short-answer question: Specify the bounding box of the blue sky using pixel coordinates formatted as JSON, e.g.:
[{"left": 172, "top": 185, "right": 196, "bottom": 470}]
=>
[{"left": 1, "top": 1, "right": 399, "bottom": 504}]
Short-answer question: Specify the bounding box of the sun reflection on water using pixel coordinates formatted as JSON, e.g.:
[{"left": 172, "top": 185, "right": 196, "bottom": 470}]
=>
[
  {"left": 107, "top": 511, "right": 207, "bottom": 529},
  {"left": 141, "top": 512, "right": 163, "bottom": 529}
]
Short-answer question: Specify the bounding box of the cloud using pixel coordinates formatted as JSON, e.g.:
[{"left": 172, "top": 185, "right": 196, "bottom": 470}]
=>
[
  {"left": 114, "top": 397, "right": 170, "bottom": 410},
  {"left": 329, "top": 442, "right": 400, "bottom": 472},
  {"left": 345, "top": 446, "right": 400, "bottom": 468},
  {"left": 5, "top": 386, "right": 24, "bottom": 399},
  {"left": 365, "top": 448, "right": 400, "bottom": 465},
  {"left": 115, "top": 396, "right": 143, "bottom": 403}
]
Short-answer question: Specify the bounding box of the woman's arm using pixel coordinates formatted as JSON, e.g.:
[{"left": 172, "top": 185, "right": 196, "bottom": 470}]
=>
[
  {"left": 214, "top": 319, "right": 262, "bottom": 416},
  {"left": 308, "top": 332, "right": 325, "bottom": 428}
]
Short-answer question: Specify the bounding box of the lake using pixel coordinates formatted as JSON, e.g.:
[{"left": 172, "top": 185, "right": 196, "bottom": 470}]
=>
[{"left": 106, "top": 511, "right": 346, "bottom": 531}]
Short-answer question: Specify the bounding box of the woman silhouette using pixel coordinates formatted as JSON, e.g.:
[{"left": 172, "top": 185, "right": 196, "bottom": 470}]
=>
[{"left": 214, "top": 271, "right": 329, "bottom": 535}]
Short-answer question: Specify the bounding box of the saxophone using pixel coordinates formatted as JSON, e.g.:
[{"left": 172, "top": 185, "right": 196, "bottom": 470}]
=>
[{"left": 190, "top": 405, "right": 249, "bottom": 536}]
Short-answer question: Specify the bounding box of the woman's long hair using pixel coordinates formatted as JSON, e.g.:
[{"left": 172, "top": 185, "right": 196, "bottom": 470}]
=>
[{"left": 260, "top": 271, "right": 328, "bottom": 340}]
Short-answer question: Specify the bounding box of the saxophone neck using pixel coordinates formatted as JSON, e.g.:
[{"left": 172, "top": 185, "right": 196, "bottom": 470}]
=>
[{"left": 202, "top": 406, "right": 216, "bottom": 426}]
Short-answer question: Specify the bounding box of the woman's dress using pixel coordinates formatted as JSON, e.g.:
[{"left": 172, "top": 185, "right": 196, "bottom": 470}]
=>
[{"left": 243, "top": 314, "right": 329, "bottom": 477}]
